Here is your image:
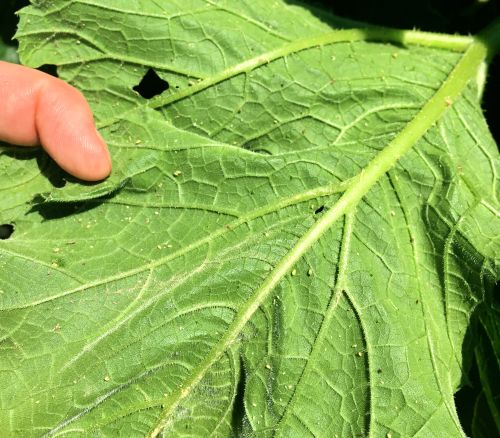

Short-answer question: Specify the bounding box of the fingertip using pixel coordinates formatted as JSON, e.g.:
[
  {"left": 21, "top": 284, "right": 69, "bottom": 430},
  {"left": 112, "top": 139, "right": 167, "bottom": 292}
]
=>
[
  {"left": 35, "top": 79, "right": 112, "bottom": 181},
  {"left": 93, "top": 130, "right": 113, "bottom": 180},
  {"left": 70, "top": 129, "right": 112, "bottom": 182},
  {"left": 0, "top": 62, "right": 112, "bottom": 181}
]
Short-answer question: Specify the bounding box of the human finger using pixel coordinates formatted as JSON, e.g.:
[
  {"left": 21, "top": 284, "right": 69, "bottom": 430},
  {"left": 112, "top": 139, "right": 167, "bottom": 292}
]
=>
[{"left": 0, "top": 61, "right": 111, "bottom": 181}]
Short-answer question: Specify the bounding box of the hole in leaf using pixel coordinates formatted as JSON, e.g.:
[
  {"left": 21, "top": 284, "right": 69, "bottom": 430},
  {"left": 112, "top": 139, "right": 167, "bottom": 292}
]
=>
[
  {"left": 314, "top": 205, "right": 325, "bottom": 214},
  {"left": 37, "top": 64, "right": 58, "bottom": 78},
  {"left": 0, "top": 224, "right": 14, "bottom": 240},
  {"left": 133, "top": 68, "right": 169, "bottom": 99}
]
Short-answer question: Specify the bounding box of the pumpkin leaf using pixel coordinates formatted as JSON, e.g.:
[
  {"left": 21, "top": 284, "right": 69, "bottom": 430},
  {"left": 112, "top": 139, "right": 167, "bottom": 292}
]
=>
[{"left": 1, "top": 1, "right": 499, "bottom": 436}]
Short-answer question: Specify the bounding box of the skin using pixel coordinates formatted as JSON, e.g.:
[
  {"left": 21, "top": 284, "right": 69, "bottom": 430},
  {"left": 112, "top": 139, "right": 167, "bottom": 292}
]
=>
[{"left": 0, "top": 61, "right": 111, "bottom": 181}]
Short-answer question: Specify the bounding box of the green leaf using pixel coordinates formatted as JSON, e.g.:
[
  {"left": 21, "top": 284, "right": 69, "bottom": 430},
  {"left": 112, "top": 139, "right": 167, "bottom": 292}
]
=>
[{"left": 1, "top": 1, "right": 499, "bottom": 436}]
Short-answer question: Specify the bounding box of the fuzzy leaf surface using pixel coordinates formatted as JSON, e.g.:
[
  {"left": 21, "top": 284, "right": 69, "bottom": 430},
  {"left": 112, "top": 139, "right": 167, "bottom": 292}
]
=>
[{"left": 1, "top": 1, "right": 499, "bottom": 436}]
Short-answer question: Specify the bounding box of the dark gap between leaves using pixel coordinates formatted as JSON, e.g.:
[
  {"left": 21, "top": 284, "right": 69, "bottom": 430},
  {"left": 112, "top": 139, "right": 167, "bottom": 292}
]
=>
[
  {"left": 482, "top": 55, "right": 500, "bottom": 146},
  {"left": 231, "top": 356, "right": 246, "bottom": 432},
  {"left": 37, "top": 64, "right": 58, "bottom": 78},
  {"left": 454, "top": 342, "right": 481, "bottom": 437},
  {"left": 0, "top": 224, "right": 14, "bottom": 240},
  {"left": 133, "top": 68, "right": 169, "bottom": 99},
  {"left": 0, "top": 0, "right": 29, "bottom": 46},
  {"left": 453, "top": 301, "right": 497, "bottom": 437}
]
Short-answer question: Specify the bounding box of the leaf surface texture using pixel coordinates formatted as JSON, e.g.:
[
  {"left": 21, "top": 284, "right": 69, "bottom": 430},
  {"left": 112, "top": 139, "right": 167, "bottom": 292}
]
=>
[{"left": 0, "top": 1, "right": 499, "bottom": 436}]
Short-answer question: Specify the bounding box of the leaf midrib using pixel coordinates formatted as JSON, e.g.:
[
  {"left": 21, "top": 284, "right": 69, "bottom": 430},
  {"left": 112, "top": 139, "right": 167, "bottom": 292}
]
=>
[
  {"left": 147, "top": 39, "right": 487, "bottom": 437},
  {"left": 12, "top": 7, "right": 490, "bottom": 434},
  {"left": 34, "top": 34, "right": 484, "bottom": 437}
]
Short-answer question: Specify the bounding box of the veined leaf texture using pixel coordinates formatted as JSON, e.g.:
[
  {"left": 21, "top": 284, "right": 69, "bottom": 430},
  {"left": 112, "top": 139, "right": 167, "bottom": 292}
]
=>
[{"left": 0, "top": 1, "right": 499, "bottom": 436}]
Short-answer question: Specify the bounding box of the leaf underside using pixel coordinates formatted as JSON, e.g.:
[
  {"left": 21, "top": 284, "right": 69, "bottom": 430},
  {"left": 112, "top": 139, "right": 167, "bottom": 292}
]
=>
[{"left": 1, "top": 1, "right": 499, "bottom": 437}]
